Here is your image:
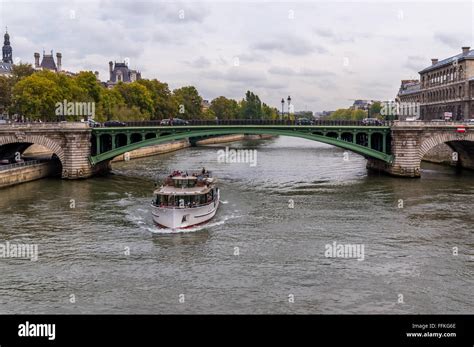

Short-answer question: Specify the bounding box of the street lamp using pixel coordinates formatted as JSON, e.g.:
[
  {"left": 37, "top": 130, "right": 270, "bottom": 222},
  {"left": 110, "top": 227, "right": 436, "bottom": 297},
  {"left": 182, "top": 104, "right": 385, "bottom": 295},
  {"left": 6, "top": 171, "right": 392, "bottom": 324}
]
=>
[
  {"left": 287, "top": 95, "right": 292, "bottom": 120},
  {"left": 281, "top": 98, "right": 285, "bottom": 121}
]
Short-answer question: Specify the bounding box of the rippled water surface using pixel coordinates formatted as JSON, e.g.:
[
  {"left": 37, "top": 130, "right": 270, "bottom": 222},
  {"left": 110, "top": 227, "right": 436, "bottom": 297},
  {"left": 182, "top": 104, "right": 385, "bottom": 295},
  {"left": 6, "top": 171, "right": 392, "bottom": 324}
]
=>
[{"left": 0, "top": 137, "right": 473, "bottom": 313}]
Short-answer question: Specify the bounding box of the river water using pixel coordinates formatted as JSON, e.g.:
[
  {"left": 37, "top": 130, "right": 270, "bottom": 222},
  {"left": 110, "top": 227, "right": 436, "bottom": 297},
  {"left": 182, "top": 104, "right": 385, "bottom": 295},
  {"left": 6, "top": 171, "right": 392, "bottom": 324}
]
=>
[{"left": 0, "top": 136, "right": 472, "bottom": 314}]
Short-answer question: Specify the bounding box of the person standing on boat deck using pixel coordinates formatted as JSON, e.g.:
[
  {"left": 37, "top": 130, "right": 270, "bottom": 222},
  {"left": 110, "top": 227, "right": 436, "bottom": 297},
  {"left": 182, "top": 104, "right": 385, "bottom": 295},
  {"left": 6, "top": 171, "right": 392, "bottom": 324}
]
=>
[{"left": 202, "top": 167, "right": 206, "bottom": 175}]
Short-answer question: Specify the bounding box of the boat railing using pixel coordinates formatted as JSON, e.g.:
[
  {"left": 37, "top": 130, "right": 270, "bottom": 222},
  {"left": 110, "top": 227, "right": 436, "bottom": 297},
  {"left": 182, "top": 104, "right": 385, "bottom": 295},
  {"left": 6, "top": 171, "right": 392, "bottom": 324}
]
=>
[{"left": 152, "top": 198, "right": 216, "bottom": 209}]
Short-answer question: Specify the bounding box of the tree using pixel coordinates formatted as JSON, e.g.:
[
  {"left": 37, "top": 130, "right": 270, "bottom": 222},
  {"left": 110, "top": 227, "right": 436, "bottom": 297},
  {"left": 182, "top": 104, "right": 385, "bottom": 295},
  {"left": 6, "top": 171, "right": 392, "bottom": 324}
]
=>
[
  {"left": 240, "top": 90, "right": 262, "bottom": 119},
  {"left": 112, "top": 105, "right": 149, "bottom": 122},
  {"left": 0, "top": 76, "right": 12, "bottom": 113},
  {"left": 172, "top": 86, "right": 203, "bottom": 119},
  {"left": 369, "top": 101, "right": 382, "bottom": 118},
  {"left": 12, "top": 73, "right": 63, "bottom": 120},
  {"left": 210, "top": 96, "right": 240, "bottom": 120},
  {"left": 11, "top": 63, "right": 34, "bottom": 83},
  {"left": 262, "top": 103, "right": 278, "bottom": 120},
  {"left": 328, "top": 108, "right": 351, "bottom": 120},
  {"left": 75, "top": 71, "right": 102, "bottom": 103},
  {"left": 96, "top": 88, "right": 125, "bottom": 122},
  {"left": 137, "top": 79, "right": 176, "bottom": 120},
  {"left": 115, "top": 82, "right": 154, "bottom": 119},
  {"left": 202, "top": 107, "right": 216, "bottom": 120},
  {"left": 351, "top": 109, "right": 366, "bottom": 120}
]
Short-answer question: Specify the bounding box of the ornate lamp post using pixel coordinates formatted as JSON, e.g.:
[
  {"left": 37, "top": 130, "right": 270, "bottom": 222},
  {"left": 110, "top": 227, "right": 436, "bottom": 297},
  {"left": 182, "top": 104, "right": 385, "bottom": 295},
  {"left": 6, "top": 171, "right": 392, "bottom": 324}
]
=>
[
  {"left": 281, "top": 98, "right": 285, "bottom": 121},
  {"left": 287, "top": 95, "right": 292, "bottom": 120}
]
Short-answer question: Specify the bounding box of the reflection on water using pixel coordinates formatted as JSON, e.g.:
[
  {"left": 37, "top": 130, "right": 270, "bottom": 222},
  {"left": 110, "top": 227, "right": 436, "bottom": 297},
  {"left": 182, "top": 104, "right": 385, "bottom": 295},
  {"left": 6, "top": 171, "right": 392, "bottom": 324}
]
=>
[{"left": 0, "top": 136, "right": 472, "bottom": 314}]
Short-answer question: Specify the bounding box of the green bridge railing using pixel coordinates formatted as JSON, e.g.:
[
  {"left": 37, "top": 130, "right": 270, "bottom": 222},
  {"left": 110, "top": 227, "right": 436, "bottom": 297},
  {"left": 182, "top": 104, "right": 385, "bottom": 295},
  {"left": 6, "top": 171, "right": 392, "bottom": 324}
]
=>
[{"left": 90, "top": 122, "right": 394, "bottom": 165}]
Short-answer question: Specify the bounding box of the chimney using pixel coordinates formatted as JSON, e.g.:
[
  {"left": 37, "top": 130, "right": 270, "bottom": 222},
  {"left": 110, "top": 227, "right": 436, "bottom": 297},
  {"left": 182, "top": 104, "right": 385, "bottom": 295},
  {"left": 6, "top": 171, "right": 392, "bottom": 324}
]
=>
[
  {"left": 431, "top": 58, "right": 438, "bottom": 65},
  {"left": 109, "top": 61, "right": 113, "bottom": 81},
  {"left": 34, "top": 52, "right": 40, "bottom": 68},
  {"left": 462, "top": 46, "right": 470, "bottom": 55},
  {"left": 56, "top": 52, "right": 62, "bottom": 72}
]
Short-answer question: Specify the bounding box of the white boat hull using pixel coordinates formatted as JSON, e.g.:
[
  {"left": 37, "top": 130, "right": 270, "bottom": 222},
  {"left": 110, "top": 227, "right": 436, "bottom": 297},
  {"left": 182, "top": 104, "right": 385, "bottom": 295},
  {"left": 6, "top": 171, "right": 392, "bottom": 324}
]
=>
[{"left": 151, "top": 191, "right": 220, "bottom": 229}]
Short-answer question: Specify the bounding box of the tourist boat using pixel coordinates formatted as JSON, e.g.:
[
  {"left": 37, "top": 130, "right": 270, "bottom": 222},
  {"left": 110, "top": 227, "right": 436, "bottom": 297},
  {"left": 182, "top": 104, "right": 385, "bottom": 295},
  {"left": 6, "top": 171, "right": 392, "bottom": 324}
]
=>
[{"left": 151, "top": 169, "right": 220, "bottom": 229}]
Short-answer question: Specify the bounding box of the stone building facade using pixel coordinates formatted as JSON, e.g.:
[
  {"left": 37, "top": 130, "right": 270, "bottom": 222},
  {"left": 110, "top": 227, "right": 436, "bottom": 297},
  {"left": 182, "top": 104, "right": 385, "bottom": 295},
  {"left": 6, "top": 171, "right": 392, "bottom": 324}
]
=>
[
  {"left": 396, "top": 80, "right": 421, "bottom": 119},
  {"left": 106, "top": 61, "right": 141, "bottom": 88},
  {"left": 34, "top": 50, "right": 63, "bottom": 72},
  {"left": 398, "top": 46, "right": 474, "bottom": 120},
  {"left": 0, "top": 30, "right": 13, "bottom": 76}
]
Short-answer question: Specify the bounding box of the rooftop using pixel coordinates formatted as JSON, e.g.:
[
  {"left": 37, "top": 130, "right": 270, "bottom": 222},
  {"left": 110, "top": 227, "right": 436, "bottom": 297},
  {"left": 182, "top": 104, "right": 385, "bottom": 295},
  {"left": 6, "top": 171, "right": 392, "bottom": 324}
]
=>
[{"left": 419, "top": 48, "right": 474, "bottom": 74}]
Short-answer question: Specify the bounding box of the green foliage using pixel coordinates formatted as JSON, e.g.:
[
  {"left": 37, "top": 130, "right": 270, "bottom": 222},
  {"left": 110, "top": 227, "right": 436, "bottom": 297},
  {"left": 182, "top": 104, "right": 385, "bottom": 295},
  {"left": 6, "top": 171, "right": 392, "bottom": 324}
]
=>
[
  {"left": 112, "top": 105, "right": 149, "bottom": 122},
  {"left": 115, "top": 82, "right": 154, "bottom": 119},
  {"left": 172, "top": 86, "right": 203, "bottom": 119},
  {"left": 262, "top": 103, "right": 279, "bottom": 120},
  {"left": 369, "top": 101, "right": 382, "bottom": 117},
  {"left": 202, "top": 108, "right": 216, "bottom": 120},
  {"left": 0, "top": 76, "right": 12, "bottom": 112},
  {"left": 96, "top": 88, "right": 125, "bottom": 122},
  {"left": 328, "top": 108, "right": 367, "bottom": 120},
  {"left": 12, "top": 73, "right": 63, "bottom": 120},
  {"left": 137, "top": 79, "right": 176, "bottom": 120},
  {"left": 11, "top": 63, "right": 34, "bottom": 83},
  {"left": 6, "top": 67, "right": 280, "bottom": 123},
  {"left": 240, "top": 90, "right": 262, "bottom": 119},
  {"left": 75, "top": 71, "right": 101, "bottom": 103},
  {"left": 210, "top": 96, "right": 239, "bottom": 120}
]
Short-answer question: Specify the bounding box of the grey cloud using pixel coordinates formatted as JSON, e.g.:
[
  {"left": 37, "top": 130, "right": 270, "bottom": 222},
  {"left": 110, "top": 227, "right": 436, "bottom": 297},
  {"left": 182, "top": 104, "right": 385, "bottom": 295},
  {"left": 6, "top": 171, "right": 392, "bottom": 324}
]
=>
[
  {"left": 252, "top": 36, "right": 327, "bottom": 56},
  {"left": 403, "top": 55, "right": 427, "bottom": 72},
  {"left": 99, "top": 1, "right": 210, "bottom": 24},
  {"left": 269, "top": 66, "right": 335, "bottom": 78},
  {"left": 433, "top": 32, "right": 464, "bottom": 49},
  {"left": 184, "top": 56, "right": 211, "bottom": 68},
  {"left": 314, "top": 28, "right": 371, "bottom": 44}
]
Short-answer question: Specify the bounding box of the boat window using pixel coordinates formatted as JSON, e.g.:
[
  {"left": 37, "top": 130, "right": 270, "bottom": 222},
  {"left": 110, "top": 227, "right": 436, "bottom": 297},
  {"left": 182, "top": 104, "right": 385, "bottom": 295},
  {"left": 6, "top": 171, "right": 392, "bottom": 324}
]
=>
[{"left": 160, "top": 195, "right": 169, "bottom": 206}]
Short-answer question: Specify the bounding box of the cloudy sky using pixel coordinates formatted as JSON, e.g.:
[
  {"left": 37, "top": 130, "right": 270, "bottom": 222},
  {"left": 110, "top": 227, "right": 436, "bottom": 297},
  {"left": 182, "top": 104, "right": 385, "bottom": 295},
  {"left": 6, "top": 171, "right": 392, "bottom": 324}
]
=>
[{"left": 0, "top": 0, "right": 472, "bottom": 111}]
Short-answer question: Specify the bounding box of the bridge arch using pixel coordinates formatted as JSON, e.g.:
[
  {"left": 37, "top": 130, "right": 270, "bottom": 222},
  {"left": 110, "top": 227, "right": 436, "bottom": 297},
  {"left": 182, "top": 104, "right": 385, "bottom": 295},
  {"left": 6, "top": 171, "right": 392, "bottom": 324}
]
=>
[
  {"left": 419, "top": 131, "right": 474, "bottom": 169},
  {"left": 0, "top": 134, "right": 65, "bottom": 165},
  {"left": 90, "top": 127, "right": 393, "bottom": 165}
]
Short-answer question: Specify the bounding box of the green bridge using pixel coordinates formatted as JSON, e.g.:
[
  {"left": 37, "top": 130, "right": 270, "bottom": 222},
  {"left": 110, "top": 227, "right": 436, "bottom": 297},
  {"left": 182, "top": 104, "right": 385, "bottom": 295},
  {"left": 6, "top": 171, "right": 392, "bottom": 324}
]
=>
[{"left": 90, "top": 124, "right": 393, "bottom": 165}]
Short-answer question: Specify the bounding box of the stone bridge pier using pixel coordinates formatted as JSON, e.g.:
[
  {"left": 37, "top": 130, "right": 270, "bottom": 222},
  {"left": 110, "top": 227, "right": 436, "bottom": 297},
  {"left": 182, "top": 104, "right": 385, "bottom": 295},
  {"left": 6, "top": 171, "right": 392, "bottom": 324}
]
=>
[
  {"left": 0, "top": 123, "right": 109, "bottom": 179},
  {"left": 367, "top": 122, "right": 474, "bottom": 177}
]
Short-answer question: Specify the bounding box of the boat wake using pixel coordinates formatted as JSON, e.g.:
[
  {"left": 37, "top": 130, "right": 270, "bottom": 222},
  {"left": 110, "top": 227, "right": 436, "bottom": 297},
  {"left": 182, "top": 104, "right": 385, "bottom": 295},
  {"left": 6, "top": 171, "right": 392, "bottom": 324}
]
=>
[
  {"left": 124, "top": 200, "right": 240, "bottom": 234},
  {"left": 149, "top": 214, "right": 239, "bottom": 234}
]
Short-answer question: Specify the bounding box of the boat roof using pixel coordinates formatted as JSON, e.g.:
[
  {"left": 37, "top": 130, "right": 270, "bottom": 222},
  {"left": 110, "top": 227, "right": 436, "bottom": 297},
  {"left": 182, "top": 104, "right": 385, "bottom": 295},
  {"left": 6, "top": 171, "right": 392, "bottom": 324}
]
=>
[
  {"left": 172, "top": 176, "right": 198, "bottom": 180},
  {"left": 154, "top": 185, "right": 212, "bottom": 195}
]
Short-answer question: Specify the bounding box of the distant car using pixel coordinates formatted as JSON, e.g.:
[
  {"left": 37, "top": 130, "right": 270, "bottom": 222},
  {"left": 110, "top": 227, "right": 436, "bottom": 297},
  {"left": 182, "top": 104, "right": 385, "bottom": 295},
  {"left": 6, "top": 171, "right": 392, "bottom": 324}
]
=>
[
  {"left": 0, "top": 119, "right": 7, "bottom": 124},
  {"left": 296, "top": 118, "right": 314, "bottom": 125},
  {"left": 0, "top": 159, "right": 9, "bottom": 164},
  {"left": 161, "top": 118, "right": 189, "bottom": 126},
  {"left": 104, "top": 120, "right": 126, "bottom": 127},
  {"left": 84, "top": 119, "right": 101, "bottom": 127},
  {"left": 405, "top": 116, "right": 420, "bottom": 121},
  {"left": 431, "top": 119, "right": 446, "bottom": 123},
  {"left": 362, "top": 118, "right": 383, "bottom": 126},
  {"left": 465, "top": 119, "right": 474, "bottom": 124}
]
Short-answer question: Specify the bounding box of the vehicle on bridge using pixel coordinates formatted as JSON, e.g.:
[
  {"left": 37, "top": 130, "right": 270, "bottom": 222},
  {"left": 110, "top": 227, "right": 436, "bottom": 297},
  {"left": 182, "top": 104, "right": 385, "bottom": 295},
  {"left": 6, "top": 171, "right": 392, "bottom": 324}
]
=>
[
  {"left": 151, "top": 169, "right": 220, "bottom": 229},
  {"left": 160, "top": 118, "right": 189, "bottom": 126},
  {"left": 296, "top": 118, "right": 314, "bottom": 125},
  {"left": 86, "top": 119, "right": 101, "bottom": 128},
  {"left": 362, "top": 118, "right": 383, "bottom": 126},
  {"left": 104, "top": 120, "right": 126, "bottom": 127}
]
